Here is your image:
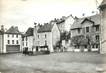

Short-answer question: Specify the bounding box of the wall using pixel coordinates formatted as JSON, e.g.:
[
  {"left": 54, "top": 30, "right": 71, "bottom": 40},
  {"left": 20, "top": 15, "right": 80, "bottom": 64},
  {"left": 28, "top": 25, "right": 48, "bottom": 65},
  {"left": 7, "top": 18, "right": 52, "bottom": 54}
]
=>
[
  {"left": 52, "top": 23, "right": 60, "bottom": 51},
  {"left": 65, "top": 15, "right": 74, "bottom": 31},
  {"left": 101, "top": 7, "right": 106, "bottom": 54},
  {"left": 3, "top": 34, "right": 22, "bottom": 53},
  {"left": 71, "top": 29, "right": 82, "bottom": 37},
  {"left": 36, "top": 32, "right": 53, "bottom": 52},
  {"left": 0, "top": 35, "right": 3, "bottom": 53}
]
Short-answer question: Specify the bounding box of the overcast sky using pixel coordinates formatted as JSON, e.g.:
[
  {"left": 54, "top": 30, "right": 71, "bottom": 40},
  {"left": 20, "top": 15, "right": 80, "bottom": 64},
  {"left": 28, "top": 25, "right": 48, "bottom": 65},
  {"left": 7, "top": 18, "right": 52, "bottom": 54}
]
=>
[{"left": 0, "top": 0, "right": 102, "bottom": 32}]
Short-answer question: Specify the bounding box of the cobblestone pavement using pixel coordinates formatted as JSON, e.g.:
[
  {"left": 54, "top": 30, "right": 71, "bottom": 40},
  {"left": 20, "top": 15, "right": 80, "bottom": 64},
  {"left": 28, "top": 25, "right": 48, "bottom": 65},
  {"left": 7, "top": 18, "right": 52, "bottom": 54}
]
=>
[{"left": 0, "top": 52, "right": 106, "bottom": 73}]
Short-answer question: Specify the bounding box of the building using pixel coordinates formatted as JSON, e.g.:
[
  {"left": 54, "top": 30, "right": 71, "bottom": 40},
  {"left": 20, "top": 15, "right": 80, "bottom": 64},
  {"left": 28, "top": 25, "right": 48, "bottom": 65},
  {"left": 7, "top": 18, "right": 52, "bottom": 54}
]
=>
[
  {"left": 0, "top": 30, "right": 3, "bottom": 53},
  {"left": 22, "top": 27, "right": 34, "bottom": 51},
  {"left": 99, "top": 0, "right": 106, "bottom": 54},
  {"left": 34, "top": 23, "right": 60, "bottom": 52},
  {"left": 0, "top": 26, "right": 22, "bottom": 53},
  {"left": 70, "top": 14, "right": 101, "bottom": 52}
]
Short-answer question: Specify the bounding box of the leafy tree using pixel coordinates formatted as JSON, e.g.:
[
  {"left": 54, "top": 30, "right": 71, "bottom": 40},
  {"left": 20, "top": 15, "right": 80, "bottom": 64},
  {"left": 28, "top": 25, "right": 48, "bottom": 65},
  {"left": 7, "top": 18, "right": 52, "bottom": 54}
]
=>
[
  {"left": 71, "top": 35, "right": 87, "bottom": 48},
  {"left": 71, "top": 34, "right": 97, "bottom": 52},
  {"left": 60, "top": 31, "right": 70, "bottom": 42}
]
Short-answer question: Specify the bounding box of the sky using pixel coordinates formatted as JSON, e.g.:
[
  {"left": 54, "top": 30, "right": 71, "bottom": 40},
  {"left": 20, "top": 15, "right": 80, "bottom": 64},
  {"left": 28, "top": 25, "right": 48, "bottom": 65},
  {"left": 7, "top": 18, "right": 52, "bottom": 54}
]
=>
[{"left": 0, "top": 0, "right": 102, "bottom": 32}]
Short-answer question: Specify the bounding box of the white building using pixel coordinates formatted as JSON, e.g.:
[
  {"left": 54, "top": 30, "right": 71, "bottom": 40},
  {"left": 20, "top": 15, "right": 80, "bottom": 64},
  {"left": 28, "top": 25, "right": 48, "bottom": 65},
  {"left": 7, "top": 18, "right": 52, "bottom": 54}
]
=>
[
  {"left": 0, "top": 26, "right": 22, "bottom": 53},
  {"left": 22, "top": 27, "right": 34, "bottom": 51},
  {"left": 34, "top": 23, "right": 60, "bottom": 52}
]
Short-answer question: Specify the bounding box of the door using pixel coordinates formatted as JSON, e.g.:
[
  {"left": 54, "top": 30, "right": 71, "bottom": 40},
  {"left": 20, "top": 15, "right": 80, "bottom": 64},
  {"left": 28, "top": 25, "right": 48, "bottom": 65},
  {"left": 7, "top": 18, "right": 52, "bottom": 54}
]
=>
[{"left": 6, "top": 45, "right": 20, "bottom": 53}]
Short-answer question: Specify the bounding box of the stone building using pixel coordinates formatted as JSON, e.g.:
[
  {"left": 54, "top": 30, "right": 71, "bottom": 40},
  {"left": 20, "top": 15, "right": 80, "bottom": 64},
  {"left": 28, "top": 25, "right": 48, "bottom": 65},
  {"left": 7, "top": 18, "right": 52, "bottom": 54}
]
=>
[
  {"left": 99, "top": 0, "right": 106, "bottom": 54},
  {"left": 70, "top": 14, "right": 101, "bottom": 52}
]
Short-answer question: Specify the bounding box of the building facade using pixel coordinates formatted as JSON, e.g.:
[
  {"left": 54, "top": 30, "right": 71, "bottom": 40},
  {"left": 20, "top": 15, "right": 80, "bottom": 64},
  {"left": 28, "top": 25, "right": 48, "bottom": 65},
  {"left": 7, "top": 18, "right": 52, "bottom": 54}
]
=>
[
  {"left": 34, "top": 23, "right": 60, "bottom": 52},
  {"left": 99, "top": 0, "right": 106, "bottom": 54},
  {"left": 0, "top": 30, "right": 3, "bottom": 53},
  {"left": 70, "top": 14, "right": 101, "bottom": 52},
  {"left": 0, "top": 26, "right": 22, "bottom": 53},
  {"left": 22, "top": 27, "right": 34, "bottom": 51}
]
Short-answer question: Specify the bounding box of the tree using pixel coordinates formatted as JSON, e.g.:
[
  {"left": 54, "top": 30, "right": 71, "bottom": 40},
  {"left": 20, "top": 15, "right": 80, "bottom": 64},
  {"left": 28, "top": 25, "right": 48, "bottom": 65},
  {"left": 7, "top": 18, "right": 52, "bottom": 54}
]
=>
[
  {"left": 60, "top": 31, "right": 70, "bottom": 42},
  {"left": 71, "top": 34, "right": 96, "bottom": 52},
  {"left": 71, "top": 35, "right": 87, "bottom": 48}
]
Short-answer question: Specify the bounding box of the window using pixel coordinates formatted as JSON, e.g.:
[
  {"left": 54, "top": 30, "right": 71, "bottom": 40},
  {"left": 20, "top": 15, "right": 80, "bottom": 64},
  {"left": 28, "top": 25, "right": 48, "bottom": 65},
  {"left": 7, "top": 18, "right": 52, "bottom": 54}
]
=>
[
  {"left": 23, "top": 42, "right": 24, "bottom": 46},
  {"left": 45, "top": 40, "right": 47, "bottom": 45},
  {"left": 8, "top": 34, "right": 9, "bottom": 37},
  {"left": 86, "top": 27, "right": 89, "bottom": 32},
  {"left": 16, "top": 34, "right": 18, "bottom": 38},
  {"left": 78, "top": 29, "right": 80, "bottom": 33},
  {"left": 92, "top": 45, "right": 95, "bottom": 48},
  {"left": 22, "top": 37, "right": 24, "bottom": 41},
  {"left": 12, "top": 40, "right": 14, "bottom": 44},
  {"left": 96, "top": 26, "right": 99, "bottom": 31},
  {"left": 38, "top": 35, "right": 39, "bottom": 39},
  {"left": 12, "top": 34, "right": 14, "bottom": 38},
  {"left": 26, "top": 42, "right": 27, "bottom": 46},
  {"left": 96, "top": 44, "right": 99, "bottom": 48},
  {"left": 8, "top": 40, "right": 10, "bottom": 44},
  {"left": 16, "top": 40, "right": 18, "bottom": 44},
  {"left": 45, "top": 34, "right": 47, "bottom": 38},
  {"left": 26, "top": 37, "right": 27, "bottom": 41},
  {"left": 85, "top": 45, "right": 87, "bottom": 48},
  {"left": 95, "top": 35, "right": 99, "bottom": 41}
]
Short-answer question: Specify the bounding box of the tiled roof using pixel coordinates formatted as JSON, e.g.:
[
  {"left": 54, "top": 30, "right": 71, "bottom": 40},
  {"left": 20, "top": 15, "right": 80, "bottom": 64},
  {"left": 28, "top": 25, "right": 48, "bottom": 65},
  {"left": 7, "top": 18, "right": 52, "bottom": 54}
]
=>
[
  {"left": 87, "top": 14, "right": 101, "bottom": 25},
  {"left": 71, "top": 14, "right": 100, "bottom": 30},
  {"left": 37, "top": 23, "right": 54, "bottom": 33},
  {"left": 5, "top": 26, "right": 21, "bottom": 34},
  {"left": 25, "top": 27, "right": 34, "bottom": 36},
  {"left": 56, "top": 19, "right": 65, "bottom": 24},
  {"left": 71, "top": 18, "right": 84, "bottom": 29}
]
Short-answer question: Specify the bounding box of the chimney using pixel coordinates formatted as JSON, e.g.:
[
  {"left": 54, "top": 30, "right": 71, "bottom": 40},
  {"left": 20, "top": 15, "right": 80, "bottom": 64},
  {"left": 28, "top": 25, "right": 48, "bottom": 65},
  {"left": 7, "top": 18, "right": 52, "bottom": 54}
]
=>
[
  {"left": 34, "top": 22, "right": 37, "bottom": 27},
  {"left": 82, "top": 13, "right": 85, "bottom": 16},
  {"left": 74, "top": 16, "right": 78, "bottom": 20},
  {"left": 70, "top": 14, "right": 74, "bottom": 19},
  {"left": 1, "top": 25, "right": 4, "bottom": 31}
]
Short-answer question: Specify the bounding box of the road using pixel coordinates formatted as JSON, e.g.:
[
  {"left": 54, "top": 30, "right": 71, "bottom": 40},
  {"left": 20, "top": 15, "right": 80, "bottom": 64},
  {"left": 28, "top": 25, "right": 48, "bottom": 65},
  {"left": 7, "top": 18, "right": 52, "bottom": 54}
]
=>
[{"left": 0, "top": 52, "right": 106, "bottom": 73}]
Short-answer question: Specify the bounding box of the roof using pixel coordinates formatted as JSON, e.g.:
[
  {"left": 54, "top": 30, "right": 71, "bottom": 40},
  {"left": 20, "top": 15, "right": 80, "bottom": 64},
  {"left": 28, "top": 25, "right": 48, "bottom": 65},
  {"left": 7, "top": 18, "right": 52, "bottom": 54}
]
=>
[
  {"left": 71, "top": 14, "right": 100, "bottom": 30},
  {"left": 87, "top": 14, "right": 101, "bottom": 25},
  {"left": 25, "top": 27, "right": 34, "bottom": 36},
  {"left": 99, "top": 0, "right": 106, "bottom": 9},
  {"left": 37, "top": 23, "right": 54, "bottom": 33},
  {"left": 5, "top": 26, "right": 21, "bottom": 34},
  {"left": 56, "top": 19, "right": 65, "bottom": 24},
  {"left": 71, "top": 18, "right": 85, "bottom": 29}
]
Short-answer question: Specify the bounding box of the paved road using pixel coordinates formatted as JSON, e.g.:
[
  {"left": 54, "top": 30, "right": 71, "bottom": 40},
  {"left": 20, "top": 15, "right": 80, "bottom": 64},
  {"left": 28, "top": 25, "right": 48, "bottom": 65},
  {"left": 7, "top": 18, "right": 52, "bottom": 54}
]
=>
[{"left": 0, "top": 52, "right": 106, "bottom": 73}]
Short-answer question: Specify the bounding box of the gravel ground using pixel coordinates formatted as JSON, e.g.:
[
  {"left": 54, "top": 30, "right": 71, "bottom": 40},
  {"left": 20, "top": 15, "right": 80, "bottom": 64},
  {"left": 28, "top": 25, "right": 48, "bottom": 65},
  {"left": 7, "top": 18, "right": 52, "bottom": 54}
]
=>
[{"left": 0, "top": 52, "right": 106, "bottom": 73}]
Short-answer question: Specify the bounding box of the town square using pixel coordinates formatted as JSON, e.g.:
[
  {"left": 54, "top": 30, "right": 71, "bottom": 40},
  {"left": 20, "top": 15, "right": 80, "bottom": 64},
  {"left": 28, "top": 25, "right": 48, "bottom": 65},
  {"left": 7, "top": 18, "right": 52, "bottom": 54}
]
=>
[{"left": 0, "top": 0, "right": 106, "bottom": 73}]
